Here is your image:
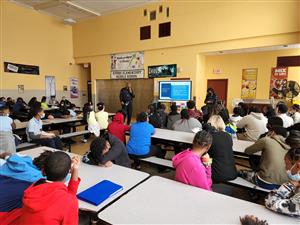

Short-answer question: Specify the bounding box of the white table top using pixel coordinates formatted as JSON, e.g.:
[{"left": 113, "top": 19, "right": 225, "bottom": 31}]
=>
[
  {"left": 108, "top": 113, "right": 116, "bottom": 117},
  {"left": 98, "top": 176, "right": 298, "bottom": 225},
  {"left": 152, "top": 128, "right": 256, "bottom": 155},
  {"left": 20, "top": 147, "right": 150, "bottom": 212}
]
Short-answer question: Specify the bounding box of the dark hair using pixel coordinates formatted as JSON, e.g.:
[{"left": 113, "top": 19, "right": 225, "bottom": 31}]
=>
[
  {"left": 89, "top": 135, "right": 109, "bottom": 164},
  {"left": 240, "top": 215, "right": 269, "bottom": 225},
  {"left": 238, "top": 102, "right": 249, "bottom": 116},
  {"left": 187, "top": 100, "right": 196, "bottom": 110},
  {"left": 148, "top": 104, "right": 156, "bottom": 114},
  {"left": 16, "top": 97, "right": 23, "bottom": 102},
  {"left": 169, "top": 104, "right": 178, "bottom": 116},
  {"left": 267, "top": 116, "right": 283, "bottom": 128},
  {"left": 0, "top": 97, "right": 5, "bottom": 101},
  {"left": 276, "top": 103, "right": 288, "bottom": 114},
  {"left": 28, "top": 97, "right": 37, "bottom": 106},
  {"left": 137, "top": 112, "right": 148, "bottom": 122},
  {"left": 286, "top": 148, "right": 300, "bottom": 163},
  {"left": 292, "top": 104, "right": 300, "bottom": 112},
  {"left": 180, "top": 109, "right": 190, "bottom": 120},
  {"left": 33, "top": 150, "right": 53, "bottom": 170},
  {"left": 44, "top": 151, "right": 71, "bottom": 181},
  {"left": 33, "top": 107, "right": 43, "bottom": 116},
  {"left": 286, "top": 130, "right": 300, "bottom": 148},
  {"left": 207, "top": 88, "right": 214, "bottom": 93},
  {"left": 271, "top": 125, "right": 287, "bottom": 138},
  {"left": 97, "top": 102, "right": 105, "bottom": 111},
  {"left": 233, "top": 106, "right": 242, "bottom": 116},
  {"left": 193, "top": 130, "right": 213, "bottom": 148},
  {"left": 202, "top": 123, "right": 218, "bottom": 133},
  {"left": 41, "top": 96, "right": 47, "bottom": 103},
  {"left": 249, "top": 106, "right": 261, "bottom": 113},
  {"left": 263, "top": 105, "right": 276, "bottom": 118}
]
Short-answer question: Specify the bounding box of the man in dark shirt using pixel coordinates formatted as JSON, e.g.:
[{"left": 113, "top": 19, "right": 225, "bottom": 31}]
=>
[{"left": 119, "top": 82, "right": 135, "bottom": 125}]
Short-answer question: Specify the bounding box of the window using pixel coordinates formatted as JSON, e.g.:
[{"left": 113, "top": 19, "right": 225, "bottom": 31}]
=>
[
  {"left": 159, "top": 5, "right": 163, "bottom": 13},
  {"left": 150, "top": 10, "right": 156, "bottom": 21},
  {"left": 140, "top": 25, "right": 151, "bottom": 40},
  {"left": 159, "top": 22, "right": 171, "bottom": 38},
  {"left": 166, "top": 7, "right": 170, "bottom": 17},
  {"left": 143, "top": 9, "right": 147, "bottom": 16}
]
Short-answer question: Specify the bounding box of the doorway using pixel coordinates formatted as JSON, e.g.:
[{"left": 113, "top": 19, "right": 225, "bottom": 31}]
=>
[{"left": 207, "top": 79, "right": 228, "bottom": 106}]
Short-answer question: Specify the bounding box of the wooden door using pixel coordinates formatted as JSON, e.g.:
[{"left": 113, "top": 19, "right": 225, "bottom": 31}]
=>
[{"left": 207, "top": 79, "right": 228, "bottom": 106}]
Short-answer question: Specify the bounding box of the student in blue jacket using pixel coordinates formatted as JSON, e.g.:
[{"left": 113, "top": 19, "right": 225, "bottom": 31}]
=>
[{"left": 127, "top": 112, "right": 166, "bottom": 169}]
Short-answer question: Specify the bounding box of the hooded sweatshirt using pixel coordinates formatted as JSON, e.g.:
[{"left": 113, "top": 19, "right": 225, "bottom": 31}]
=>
[
  {"left": 172, "top": 149, "right": 212, "bottom": 191},
  {"left": 245, "top": 135, "right": 290, "bottom": 184},
  {"left": 18, "top": 178, "right": 80, "bottom": 225},
  {"left": 0, "top": 154, "right": 43, "bottom": 182},
  {"left": 237, "top": 112, "right": 268, "bottom": 141},
  {"left": 108, "top": 113, "right": 130, "bottom": 143}
]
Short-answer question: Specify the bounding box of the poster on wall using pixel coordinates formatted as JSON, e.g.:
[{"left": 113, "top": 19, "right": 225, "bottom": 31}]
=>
[
  {"left": 110, "top": 51, "right": 144, "bottom": 79},
  {"left": 70, "top": 77, "right": 79, "bottom": 99},
  {"left": 241, "top": 68, "right": 258, "bottom": 99},
  {"left": 148, "top": 64, "right": 177, "bottom": 78},
  {"left": 45, "top": 76, "right": 56, "bottom": 98},
  {"left": 269, "top": 67, "right": 288, "bottom": 99}
]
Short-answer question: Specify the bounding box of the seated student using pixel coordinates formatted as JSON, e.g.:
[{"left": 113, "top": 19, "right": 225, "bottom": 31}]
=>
[
  {"left": 107, "top": 112, "right": 130, "bottom": 143},
  {"left": 262, "top": 104, "right": 276, "bottom": 119},
  {"left": 95, "top": 102, "right": 109, "bottom": 129},
  {"left": 48, "top": 95, "right": 59, "bottom": 106},
  {"left": 286, "top": 130, "right": 300, "bottom": 149},
  {"left": 259, "top": 116, "right": 283, "bottom": 139},
  {"left": 238, "top": 102, "right": 249, "bottom": 117},
  {"left": 290, "top": 104, "right": 300, "bottom": 124},
  {"left": 172, "top": 130, "right": 213, "bottom": 190},
  {"left": 26, "top": 108, "right": 63, "bottom": 150},
  {"left": 0, "top": 105, "right": 16, "bottom": 153},
  {"left": 60, "top": 96, "right": 72, "bottom": 108},
  {"left": 187, "top": 100, "right": 202, "bottom": 121},
  {"left": 212, "top": 101, "right": 230, "bottom": 124},
  {"left": 156, "top": 102, "right": 168, "bottom": 128},
  {"left": 239, "top": 126, "right": 289, "bottom": 190},
  {"left": 147, "top": 104, "right": 163, "bottom": 128},
  {"left": 83, "top": 132, "right": 130, "bottom": 167},
  {"left": 276, "top": 103, "right": 294, "bottom": 128},
  {"left": 204, "top": 116, "right": 237, "bottom": 183},
  {"left": 265, "top": 148, "right": 300, "bottom": 218},
  {"left": 173, "top": 109, "right": 202, "bottom": 133},
  {"left": 127, "top": 112, "right": 166, "bottom": 169},
  {"left": 230, "top": 106, "right": 243, "bottom": 126},
  {"left": 28, "top": 97, "right": 38, "bottom": 109},
  {"left": 237, "top": 107, "right": 268, "bottom": 141},
  {"left": 0, "top": 97, "right": 6, "bottom": 108},
  {"left": 167, "top": 104, "right": 181, "bottom": 130},
  {"left": 68, "top": 104, "right": 77, "bottom": 117},
  {"left": 40, "top": 96, "right": 49, "bottom": 110},
  {"left": 18, "top": 152, "right": 81, "bottom": 225}
]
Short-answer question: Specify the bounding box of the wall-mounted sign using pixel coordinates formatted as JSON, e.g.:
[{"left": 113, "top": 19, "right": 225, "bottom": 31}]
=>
[
  {"left": 70, "top": 77, "right": 79, "bottom": 99},
  {"left": 4, "top": 62, "right": 39, "bottom": 75},
  {"left": 213, "top": 68, "right": 222, "bottom": 74},
  {"left": 148, "top": 64, "right": 177, "bottom": 78},
  {"left": 110, "top": 52, "right": 144, "bottom": 79},
  {"left": 269, "top": 67, "right": 288, "bottom": 99},
  {"left": 18, "top": 85, "right": 24, "bottom": 93},
  {"left": 241, "top": 68, "right": 257, "bottom": 99}
]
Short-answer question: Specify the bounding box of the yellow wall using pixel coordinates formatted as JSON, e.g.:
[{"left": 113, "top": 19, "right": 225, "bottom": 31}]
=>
[
  {"left": 73, "top": 0, "right": 300, "bottom": 109},
  {"left": 0, "top": 1, "right": 88, "bottom": 106},
  {"left": 205, "top": 48, "right": 300, "bottom": 111}
]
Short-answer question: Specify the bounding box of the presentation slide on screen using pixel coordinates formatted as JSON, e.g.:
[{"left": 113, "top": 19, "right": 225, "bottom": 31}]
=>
[{"left": 159, "top": 81, "right": 191, "bottom": 101}]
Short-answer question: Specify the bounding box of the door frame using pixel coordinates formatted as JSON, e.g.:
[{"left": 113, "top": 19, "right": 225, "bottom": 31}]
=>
[{"left": 207, "top": 79, "right": 228, "bottom": 107}]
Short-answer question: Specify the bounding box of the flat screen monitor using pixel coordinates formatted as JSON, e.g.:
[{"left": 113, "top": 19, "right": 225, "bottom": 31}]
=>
[{"left": 159, "top": 80, "right": 192, "bottom": 101}]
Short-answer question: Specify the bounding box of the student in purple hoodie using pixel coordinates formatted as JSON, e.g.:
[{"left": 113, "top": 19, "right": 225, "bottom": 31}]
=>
[{"left": 172, "top": 130, "right": 213, "bottom": 190}]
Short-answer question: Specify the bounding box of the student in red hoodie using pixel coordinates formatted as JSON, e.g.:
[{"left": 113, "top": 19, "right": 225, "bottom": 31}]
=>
[
  {"left": 18, "top": 151, "right": 81, "bottom": 225},
  {"left": 108, "top": 112, "right": 130, "bottom": 143}
]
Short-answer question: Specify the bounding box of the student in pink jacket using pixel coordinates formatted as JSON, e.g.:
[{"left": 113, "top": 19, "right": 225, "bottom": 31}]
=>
[{"left": 172, "top": 130, "right": 213, "bottom": 190}]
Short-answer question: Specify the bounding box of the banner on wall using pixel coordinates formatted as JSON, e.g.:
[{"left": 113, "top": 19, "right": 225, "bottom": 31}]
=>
[
  {"left": 269, "top": 67, "right": 288, "bottom": 99},
  {"left": 241, "top": 68, "right": 258, "bottom": 99},
  {"left": 70, "top": 77, "right": 79, "bottom": 99},
  {"left": 110, "top": 52, "right": 144, "bottom": 79},
  {"left": 148, "top": 64, "right": 177, "bottom": 78}
]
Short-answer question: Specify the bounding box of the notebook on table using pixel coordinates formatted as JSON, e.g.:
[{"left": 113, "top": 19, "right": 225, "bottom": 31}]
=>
[{"left": 77, "top": 180, "right": 123, "bottom": 206}]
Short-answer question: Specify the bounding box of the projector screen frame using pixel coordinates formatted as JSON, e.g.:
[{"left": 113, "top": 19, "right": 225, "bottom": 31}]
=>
[{"left": 158, "top": 80, "right": 192, "bottom": 102}]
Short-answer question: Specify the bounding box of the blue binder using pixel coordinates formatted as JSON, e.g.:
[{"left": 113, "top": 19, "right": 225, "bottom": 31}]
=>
[{"left": 77, "top": 180, "right": 123, "bottom": 206}]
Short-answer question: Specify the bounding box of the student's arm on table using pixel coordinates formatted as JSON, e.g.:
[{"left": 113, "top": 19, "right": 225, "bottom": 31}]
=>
[
  {"left": 68, "top": 156, "right": 81, "bottom": 195},
  {"left": 236, "top": 117, "right": 247, "bottom": 129},
  {"left": 265, "top": 182, "right": 300, "bottom": 217},
  {"left": 244, "top": 138, "right": 265, "bottom": 155}
]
